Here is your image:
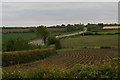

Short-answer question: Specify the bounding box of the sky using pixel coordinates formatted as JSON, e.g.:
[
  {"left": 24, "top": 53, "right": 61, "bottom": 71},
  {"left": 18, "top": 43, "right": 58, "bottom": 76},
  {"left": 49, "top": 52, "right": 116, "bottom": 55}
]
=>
[
  {"left": 2, "top": 2, "right": 119, "bottom": 27},
  {"left": 1, "top": 0, "right": 120, "bottom": 2}
]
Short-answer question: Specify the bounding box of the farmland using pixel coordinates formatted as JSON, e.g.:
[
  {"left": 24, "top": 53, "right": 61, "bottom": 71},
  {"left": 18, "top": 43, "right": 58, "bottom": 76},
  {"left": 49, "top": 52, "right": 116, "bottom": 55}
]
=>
[
  {"left": 2, "top": 33, "right": 37, "bottom": 42},
  {"left": 2, "top": 29, "right": 30, "bottom": 33},
  {"left": 2, "top": 28, "right": 66, "bottom": 33},
  {"left": 61, "top": 35, "right": 118, "bottom": 48},
  {"left": 3, "top": 49, "right": 119, "bottom": 74},
  {"left": 2, "top": 27, "right": 120, "bottom": 79},
  {"left": 2, "top": 30, "right": 83, "bottom": 42}
]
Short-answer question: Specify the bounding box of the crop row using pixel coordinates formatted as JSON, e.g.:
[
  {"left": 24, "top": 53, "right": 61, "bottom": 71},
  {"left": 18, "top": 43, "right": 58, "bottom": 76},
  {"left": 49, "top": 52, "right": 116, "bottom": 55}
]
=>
[{"left": 37, "top": 49, "right": 119, "bottom": 68}]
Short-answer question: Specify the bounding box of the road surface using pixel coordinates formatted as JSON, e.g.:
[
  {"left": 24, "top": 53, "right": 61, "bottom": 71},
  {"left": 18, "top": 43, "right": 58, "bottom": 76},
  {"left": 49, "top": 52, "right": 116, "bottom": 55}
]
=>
[{"left": 29, "top": 27, "right": 87, "bottom": 45}]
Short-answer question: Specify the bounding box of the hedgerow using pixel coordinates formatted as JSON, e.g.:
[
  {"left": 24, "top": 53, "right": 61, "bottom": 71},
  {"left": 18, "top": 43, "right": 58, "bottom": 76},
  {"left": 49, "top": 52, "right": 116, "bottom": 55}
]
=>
[
  {"left": 2, "top": 64, "right": 119, "bottom": 79},
  {"left": 2, "top": 45, "right": 56, "bottom": 67}
]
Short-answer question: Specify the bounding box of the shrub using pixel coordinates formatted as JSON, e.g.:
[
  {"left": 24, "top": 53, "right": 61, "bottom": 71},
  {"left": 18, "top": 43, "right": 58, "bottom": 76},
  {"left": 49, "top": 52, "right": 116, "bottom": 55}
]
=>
[
  {"left": 2, "top": 38, "right": 31, "bottom": 51},
  {"left": 47, "top": 36, "right": 61, "bottom": 49},
  {"left": 2, "top": 72, "right": 23, "bottom": 79},
  {"left": 106, "top": 33, "right": 115, "bottom": 35},
  {"left": 112, "top": 57, "right": 120, "bottom": 64},
  {"left": 23, "top": 66, "right": 68, "bottom": 78},
  {"left": 3, "top": 64, "right": 119, "bottom": 79},
  {"left": 2, "top": 45, "right": 57, "bottom": 67},
  {"left": 69, "top": 64, "right": 118, "bottom": 79},
  {"left": 100, "top": 46, "right": 111, "bottom": 49},
  {"left": 83, "top": 31, "right": 94, "bottom": 35}
]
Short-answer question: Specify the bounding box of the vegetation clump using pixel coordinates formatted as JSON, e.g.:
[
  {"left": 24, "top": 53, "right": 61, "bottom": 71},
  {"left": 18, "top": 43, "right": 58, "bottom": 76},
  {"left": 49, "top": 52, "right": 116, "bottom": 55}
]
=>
[
  {"left": 2, "top": 45, "right": 56, "bottom": 67},
  {"left": 47, "top": 36, "right": 61, "bottom": 49},
  {"left": 3, "top": 64, "right": 119, "bottom": 79}
]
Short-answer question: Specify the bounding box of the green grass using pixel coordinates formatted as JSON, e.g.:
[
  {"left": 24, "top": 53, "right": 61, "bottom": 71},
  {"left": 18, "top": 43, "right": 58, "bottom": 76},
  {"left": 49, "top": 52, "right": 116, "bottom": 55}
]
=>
[
  {"left": 91, "top": 31, "right": 120, "bottom": 35},
  {"left": 2, "top": 30, "right": 83, "bottom": 43},
  {"left": 61, "top": 35, "right": 119, "bottom": 48},
  {"left": 56, "top": 46, "right": 119, "bottom": 53},
  {"left": 50, "top": 30, "right": 83, "bottom": 36},
  {"left": 2, "top": 33, "right": 37, "bottom": 42},
  {"left": 93, "top": 31, "right": 119, "bottom": 34}
]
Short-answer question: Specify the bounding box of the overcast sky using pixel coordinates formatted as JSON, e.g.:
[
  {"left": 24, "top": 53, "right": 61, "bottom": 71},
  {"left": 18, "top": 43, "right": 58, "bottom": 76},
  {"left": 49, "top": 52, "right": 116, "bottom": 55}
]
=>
[
  {"left": 2, "top": 2, "right": 118, "bottom": 27},
  {"left": 2, "top": 0, "right": 120, "bottom": 2}
]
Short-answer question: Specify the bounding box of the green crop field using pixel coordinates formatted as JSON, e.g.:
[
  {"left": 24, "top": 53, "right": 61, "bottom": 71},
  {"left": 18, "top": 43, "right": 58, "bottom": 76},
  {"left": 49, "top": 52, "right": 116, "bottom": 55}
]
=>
[
  {"left": 2, "top": 32, "right": 120, "bottom": 79},
  {"left": 2, "top": 33, "right": 37, "bottom": 42},
  {"left": 61, "top": 35, "right": 119, "bottom": 48},
  {"left": 2, "top": 30, "right": 83, "bottom": 43}
]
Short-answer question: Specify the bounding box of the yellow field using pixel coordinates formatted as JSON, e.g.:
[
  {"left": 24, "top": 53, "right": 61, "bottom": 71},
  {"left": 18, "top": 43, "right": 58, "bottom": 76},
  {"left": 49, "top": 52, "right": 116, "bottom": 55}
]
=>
[{"left": 103, "top": 26, "right": 120, "bottom": 29}]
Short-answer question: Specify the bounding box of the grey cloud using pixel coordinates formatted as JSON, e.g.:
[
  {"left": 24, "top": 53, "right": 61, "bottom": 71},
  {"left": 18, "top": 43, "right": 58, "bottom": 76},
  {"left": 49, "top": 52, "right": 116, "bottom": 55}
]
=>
[{"left": 2, "top": 2, "right": 118, "bottom": 27}]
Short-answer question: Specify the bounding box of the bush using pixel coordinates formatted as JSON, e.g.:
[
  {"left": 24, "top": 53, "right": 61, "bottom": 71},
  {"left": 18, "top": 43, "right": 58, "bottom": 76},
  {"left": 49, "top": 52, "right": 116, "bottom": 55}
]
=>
[
  {"left": 47, "top": 36, "right": 61, "bottom": 49},
  {"left": 22, "top": 66, "right": 68, "bottom": 78},
  {"left": 112, "top": 57, "right": 120, "bottom": 64},
  {"left": 83, "top": 31, "right": 94, "bottom": 35},
  {"left": 69, "top": 64, "right": 118, "bottom": 79},
  {"left": 100, "top": 46, "right": 111, "bottom": 49},
  {"left": 106, "top": 33, "right": 115, "bottom": 35},
  {"left": 2, "top": 38, "right": 44, "bottom": 52},
  {"left": 3, "top": 64, "right": 119, "bottom": 79},
  {"left": 2, "top": 45, "right": 57, "bottom": 67},
  {"left": 2, "top": 72, "right": 23, "bottom": 79},
  {"left": 2, "top": 38, "right": 31, "bottom": 51}
]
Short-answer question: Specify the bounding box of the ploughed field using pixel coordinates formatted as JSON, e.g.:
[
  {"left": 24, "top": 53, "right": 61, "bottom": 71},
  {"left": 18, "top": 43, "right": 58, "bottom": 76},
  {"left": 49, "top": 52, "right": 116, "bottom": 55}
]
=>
[
  {"left": 3, "top": 48, "right": 118, "bottom": 73},
  {"left": 41, "top": 49, "right": 118, "bottom": 68}
]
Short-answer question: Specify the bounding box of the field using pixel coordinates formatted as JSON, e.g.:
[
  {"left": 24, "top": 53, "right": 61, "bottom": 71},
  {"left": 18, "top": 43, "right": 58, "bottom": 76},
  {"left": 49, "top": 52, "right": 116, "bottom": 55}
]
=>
[
  {"left": 2, "top": 30, "right": 83, "bottom": 42},
  {"left": 2, "top": 29, "right": 30, "bottom": 33},
  {"left": 3, "top": 48, "right": 119, "bottom": 74},
  {"left": 2, "top": 30, "right": 120, "bottom": 79},
  {"left": 2, "top": 28, "right": 66, "bottom": 33},
  {"left": 36, "top": 49, "right": 119, "bottom": 68},
  {"left": 61, "top": 35, "right": 118, "bottom": 48},
  {"left": 2, "top": 33, "right": 37, "bottom": 42},
  {"left": 102, "top": 26, "right": 120, "bottom": 29}
]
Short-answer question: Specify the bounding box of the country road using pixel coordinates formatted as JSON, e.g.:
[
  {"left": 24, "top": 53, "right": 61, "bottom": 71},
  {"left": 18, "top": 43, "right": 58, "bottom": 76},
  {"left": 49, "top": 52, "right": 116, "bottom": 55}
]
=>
[{"left": 29, "top": 27, "right": 87, "bottom": 45}]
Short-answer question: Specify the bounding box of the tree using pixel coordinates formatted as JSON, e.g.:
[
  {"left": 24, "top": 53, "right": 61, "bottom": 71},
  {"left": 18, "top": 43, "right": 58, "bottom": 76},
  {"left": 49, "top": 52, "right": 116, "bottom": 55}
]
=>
[
  {"left": 77, "top": 24, "right": 84, "bottom": 31},
  {"left": 86, "top": 24, "right": 102, "bottom": 32},
  {"left": 47, "top": 36, "right": 61, "bottom": 49},
  {"left": 35, "top": 26, "right": 50, "bottom": 45},
  {"left": 3, "top": 38, "right": 30, "bottom": 51}
]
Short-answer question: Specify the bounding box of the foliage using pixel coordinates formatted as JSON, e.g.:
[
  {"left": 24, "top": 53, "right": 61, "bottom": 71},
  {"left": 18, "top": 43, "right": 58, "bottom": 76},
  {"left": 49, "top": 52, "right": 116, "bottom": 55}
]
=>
[
  {"left": 47, "top": 36, "right": 61, "bottom": 49},
  {"left": 2, "top": 45, "right": 56, "bottom": 67},
  {"left": 2, "top": 72, "right": 23, "bottom": 79},
  {"left": 2, "top": 38, "right": 42, "bottom": 52},
  {"left": 86, "top": 24, "right": 102, "bottom": 32},
  {"left": 3, "top": 64, "right": 119, "bottom": 79},
  {"left": 70, "top": 64, "right": 118, "bottom": 79},
  {"left": 2, "top": 32, "right": 37, "bottom": 43},
  {"left": 22, "top": 66, "right": 68, "bottom": 78},
  {"left": 82, "top": 31, "right": 120, "bottom": 36},
  {"left": 112, "top": 57, "right": 120, "bottom": 64},
  {"left": 2, "top": 38, "right": 32, "bottom": 51},
  {"left": 100, "top": 46, "right": 111, "bottom": 49},
  {"left": 66, "top": 24, "right": 84, "bottom": 31},
  {"left": 35, "top": 26, "right": 50, "bottom": 45}
]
